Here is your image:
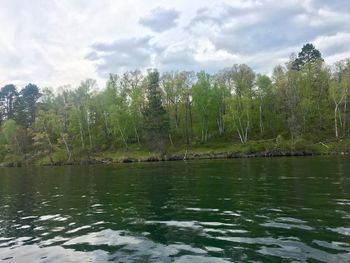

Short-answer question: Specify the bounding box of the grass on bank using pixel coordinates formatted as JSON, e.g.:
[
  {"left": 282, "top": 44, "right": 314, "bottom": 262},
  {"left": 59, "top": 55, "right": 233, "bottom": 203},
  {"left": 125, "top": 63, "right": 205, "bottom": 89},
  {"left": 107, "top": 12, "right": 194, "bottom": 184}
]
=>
[{"left": 1, "top": 137, "right": 350, "bottom": 167}]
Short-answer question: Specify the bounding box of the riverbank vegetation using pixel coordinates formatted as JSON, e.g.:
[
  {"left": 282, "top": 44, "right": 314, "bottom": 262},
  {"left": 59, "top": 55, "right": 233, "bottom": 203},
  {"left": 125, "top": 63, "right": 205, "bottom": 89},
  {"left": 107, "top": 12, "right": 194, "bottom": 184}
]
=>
[{"left": 1, "top": 43, "right": 350, "bottom": 166}]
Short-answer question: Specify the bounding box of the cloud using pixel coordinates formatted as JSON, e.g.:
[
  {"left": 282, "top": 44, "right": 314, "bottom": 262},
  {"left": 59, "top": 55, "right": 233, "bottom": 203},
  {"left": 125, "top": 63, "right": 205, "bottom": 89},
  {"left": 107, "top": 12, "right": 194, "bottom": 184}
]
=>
[
  {"left": 184, "top": 0, "right": 350, "bottom": 72},
  {"left": 157, "top": 48, "right": 198, "bottom": 71},
  {"left": 87, "top": 36, "right": 157, "bottom": 74},
  {"left": 189, "top": 1, "right": 349, "bottom": 54},
  {"left": 310, "top": 0, "right": 350, "bottom": 12},
  {"left": 315, "top": 32, "right": 350, "bottom": 57},
  {"left": 139, "top": 7, "right": 180, "bottom": 32},
  {"left": 0, "top": 0, "right": 350, "bottom": 89}
]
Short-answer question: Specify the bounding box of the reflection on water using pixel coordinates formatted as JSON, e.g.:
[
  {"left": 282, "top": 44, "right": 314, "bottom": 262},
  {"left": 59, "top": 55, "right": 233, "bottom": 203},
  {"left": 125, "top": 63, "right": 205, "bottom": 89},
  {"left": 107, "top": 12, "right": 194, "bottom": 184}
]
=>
[{"left": 0, "top": 157, "right": 350, "bottom": 262}]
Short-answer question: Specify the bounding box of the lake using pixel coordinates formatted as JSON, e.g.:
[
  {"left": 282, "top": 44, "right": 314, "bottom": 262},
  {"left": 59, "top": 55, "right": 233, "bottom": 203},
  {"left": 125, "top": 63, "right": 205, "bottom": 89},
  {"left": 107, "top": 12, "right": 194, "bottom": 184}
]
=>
[{"left": 0, "top": 157, "right": 349, "bottom": 262}]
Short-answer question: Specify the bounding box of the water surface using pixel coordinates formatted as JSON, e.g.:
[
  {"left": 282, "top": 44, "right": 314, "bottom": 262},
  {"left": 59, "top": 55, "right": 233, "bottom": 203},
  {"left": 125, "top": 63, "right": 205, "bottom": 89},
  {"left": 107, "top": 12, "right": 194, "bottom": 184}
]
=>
[{"left": 0, "top": 157, "right": 350, "bottom": 262}]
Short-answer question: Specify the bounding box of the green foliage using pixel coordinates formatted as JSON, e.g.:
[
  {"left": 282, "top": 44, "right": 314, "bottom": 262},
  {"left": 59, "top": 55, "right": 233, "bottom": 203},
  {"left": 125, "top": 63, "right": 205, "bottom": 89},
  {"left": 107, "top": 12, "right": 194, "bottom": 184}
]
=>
[
  {"left": 143, "top": 70, "right": 170, "bottom": 154},
  {"left": 192, "top": 71, "right": 214, "bottom": 143},
  {"left": 224, "top": 64, "right": 255, "bottom": 143},
  {"left": 14, "top": 84, "right": 41, "bottom": 127},
  {"left": 0, "top": 43, "right": 350, "bottom": 165},
  {"left": 292, "top": 138, "right": 313, "bottom": 151},
  {"left": 292, "top": 43, "right": 324, "bottom": 71},
  {"left": 2, "top": 119, "right": 18, "bottom": 143},
  {"left": 328, "top": 140, "right": 350, "bottom": 153},
  {"left": 0, "top": 84, "right": 18, "bottom": 120},
  {"left": 274, "top": 135, "right": 291, "bottom": 151}
]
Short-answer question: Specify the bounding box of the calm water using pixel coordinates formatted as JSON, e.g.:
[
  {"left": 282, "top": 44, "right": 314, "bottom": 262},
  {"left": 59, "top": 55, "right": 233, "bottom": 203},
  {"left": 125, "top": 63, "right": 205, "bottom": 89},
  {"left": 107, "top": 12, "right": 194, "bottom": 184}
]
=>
[{"left": 0, "top": 157, "right": 350, "bottom": 262}]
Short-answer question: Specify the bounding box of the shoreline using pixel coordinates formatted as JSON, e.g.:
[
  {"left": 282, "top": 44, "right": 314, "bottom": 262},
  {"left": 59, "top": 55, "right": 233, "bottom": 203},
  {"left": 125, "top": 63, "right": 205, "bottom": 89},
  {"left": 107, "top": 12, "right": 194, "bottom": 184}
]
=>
[{"left": 1, "top": 148, "right": 348, "bottom": 168}]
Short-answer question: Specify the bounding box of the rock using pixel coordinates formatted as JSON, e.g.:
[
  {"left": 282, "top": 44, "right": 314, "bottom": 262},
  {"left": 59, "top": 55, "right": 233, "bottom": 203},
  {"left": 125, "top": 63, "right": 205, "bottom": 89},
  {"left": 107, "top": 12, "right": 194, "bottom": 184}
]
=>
[
  {"left": 121, "top": 157, "right": 137, "bottom": 163},
  {"left": 168, "top": 155, "right": 183, "bottom": 161}
]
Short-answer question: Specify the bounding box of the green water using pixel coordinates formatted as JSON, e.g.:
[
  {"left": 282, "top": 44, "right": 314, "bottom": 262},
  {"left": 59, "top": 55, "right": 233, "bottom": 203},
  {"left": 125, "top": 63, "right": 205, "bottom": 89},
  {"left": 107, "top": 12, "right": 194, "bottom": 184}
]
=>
[{"left": 0, "top": 157, "right": 349, "bottom": 262}]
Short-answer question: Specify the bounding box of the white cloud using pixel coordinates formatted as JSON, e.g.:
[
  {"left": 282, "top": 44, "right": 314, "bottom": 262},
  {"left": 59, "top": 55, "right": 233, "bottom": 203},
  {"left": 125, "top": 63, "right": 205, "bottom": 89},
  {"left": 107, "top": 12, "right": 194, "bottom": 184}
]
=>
[
  {"left": 139, "top": 7, "right": 180, "bottom": 32},
  {"left": 0, "top": 0, "right": 349, "bottom": 90}
]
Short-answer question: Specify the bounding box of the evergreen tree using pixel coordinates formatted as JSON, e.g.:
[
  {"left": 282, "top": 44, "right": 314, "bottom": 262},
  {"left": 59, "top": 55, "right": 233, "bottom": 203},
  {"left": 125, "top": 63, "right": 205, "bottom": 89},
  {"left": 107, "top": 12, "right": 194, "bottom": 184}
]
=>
[
  {"left": 292, "top": 43, "right": 323, "bottom": 71},
  {"left": 14, "top": 84, "right": 41, "bottom": 127},
  {"left": 143, "top": 70, "right": 169, "bottom": 154},
  {"left": 0, "top": 84, "right": 18, "bottom": 121}
]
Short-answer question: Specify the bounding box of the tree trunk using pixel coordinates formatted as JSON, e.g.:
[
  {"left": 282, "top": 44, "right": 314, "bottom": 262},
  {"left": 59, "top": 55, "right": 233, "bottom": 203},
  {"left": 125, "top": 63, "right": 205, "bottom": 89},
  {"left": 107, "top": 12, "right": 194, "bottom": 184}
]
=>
[
  {"left": 174, "top": 103, "right": 179, "bottom": 130},
  {"left": 85, "top": 110, "right": 93, "bottom": 150},
  {"left": 184, "top": 104, "right": 190, "bottom": 144},
  {"left": 343, "top": 94, "right": 347, "bottom": 136},
  {"left": 78, "top": 118, "right": 85, "bottom": 149},
  {"left": 236, "top": 127, "right": 244, "bottom": 143},
  {"left": 259, "top": 103, "right": 263, "bottom": 135},
  {"left": 44, "top": 124, "right": 54, "bottom": 165},
  {"left": 189, "top": 102, "right": 193, "bottom": 142},
  {"left": 169, "top": 134, "right": 173, "bottom": 145},
  {"left": 117, "top": 124, "right": 128, "bottom": 150},
  {"left": 103, "top": 111, "right": 111, "bottom": 140},
  {"left": 244, "top": 118, "right": 249, "bottom": 143},
  {"left": 132, "top": 118, "right": 140, "bottom": 146},
  {"left": 335, "top": 104, "right": 339, "bottom": 138},
  {"left": 61, "top": 134, "right": 72, "bottom": 163}
]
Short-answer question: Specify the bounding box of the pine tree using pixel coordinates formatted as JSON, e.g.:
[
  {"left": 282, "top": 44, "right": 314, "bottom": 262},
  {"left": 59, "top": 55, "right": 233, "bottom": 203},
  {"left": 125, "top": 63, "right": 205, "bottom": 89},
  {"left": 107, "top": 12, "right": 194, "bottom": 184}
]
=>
[
  {"left": 0, "top": 84, "right": 18, "bottom": 120},
  {"left": 143, "top": 70, "right": 169, "bottom": 154},
  {"left": 292, "top": 43, "right": 323, "bottom": 71}
]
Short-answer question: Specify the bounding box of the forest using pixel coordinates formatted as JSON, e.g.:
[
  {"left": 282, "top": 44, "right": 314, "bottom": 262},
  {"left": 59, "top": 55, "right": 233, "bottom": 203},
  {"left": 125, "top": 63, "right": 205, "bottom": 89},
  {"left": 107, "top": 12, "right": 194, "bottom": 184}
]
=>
[{"left": 0, "top": 43, "right": 349, "bottom": 166}]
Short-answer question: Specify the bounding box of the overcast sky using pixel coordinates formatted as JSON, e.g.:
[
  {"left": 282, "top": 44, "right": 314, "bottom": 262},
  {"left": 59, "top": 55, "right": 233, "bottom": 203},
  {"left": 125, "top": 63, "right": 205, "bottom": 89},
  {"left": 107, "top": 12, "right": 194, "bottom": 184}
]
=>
[{"left": 0, "top": 0, "right": 349, "bottom": 89}]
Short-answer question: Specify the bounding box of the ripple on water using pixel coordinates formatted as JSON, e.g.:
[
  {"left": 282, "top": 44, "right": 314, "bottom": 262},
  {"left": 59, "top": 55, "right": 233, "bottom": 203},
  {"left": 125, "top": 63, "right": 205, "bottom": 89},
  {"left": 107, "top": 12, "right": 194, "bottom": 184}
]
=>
[
  {"left": 185, "top": 207, "right": 219, "bottom": 212},
  {"left": 336, "top": 199, "right": 350, "bottom": 206},
  {"left": 0, "top": 158, "right": 350, "bottom": 262},
  {"left": 261, "top": 222, "right": 314, "bottom": 231},
  {"left": 275, "top": 217, "right": 307, "bottom": 224},
  {"left": 173, "top": 255, "right": 232, "bottom": 263},
  {"left": 64, "top": 229, "right": 142, "bottom": 246},
  {"left": 168, "top": 244, "right": 207, "bottom": 254},
  {"left": 145, "top": 220, "right": 200, "bottom": 229},
  {"left": 200, "top": 222, "right": 236, "bottom": 227},
  {"left": 38, "top": 214, "right": 68, "bottom": 222},
  {"left": 260, "top": 216, "right": 314, "bottom": 231},
  {"left": 327, "top": 227, "right": 350, "bottom": 236},
  {"left": 66, "top": 225, "right": 92, "bottom": 234},
  {"left": 15, "top": 225, "right": 31, "bottom": 231},
  {"left": 40, "top": 236, "right": 69, "bottom": 247},
  {"left": 204, "top": 246, "right": 224, "bottom": 252},
  {"left": 91, "top": 203, "right": 103, "bottom": 208},
  {"left": 214, "top": 236, "right": 350, "bottom": 262},
  {"left": 203, "top": 228, "right": 248, "bottom": 235},
  {"left": 144, "top": 220, "right": 240, "bottom": 232},
  {"left": 220, "top": 210, "right": 241, "bottom": 217},
  {"left": 0, "top": 243, "right": 107, "bottom": 263},
  {"left": 52, "top": 227, "right": 66, "bottom": 232},
  {"left": 20, "top": 216, "right": 38, "bottom": 220},
  {"left": 313, "top": 240, "right": 350, "bottom": 252},
  {"left": 61, "top": 229, "right": 218, "bottom": 262}
]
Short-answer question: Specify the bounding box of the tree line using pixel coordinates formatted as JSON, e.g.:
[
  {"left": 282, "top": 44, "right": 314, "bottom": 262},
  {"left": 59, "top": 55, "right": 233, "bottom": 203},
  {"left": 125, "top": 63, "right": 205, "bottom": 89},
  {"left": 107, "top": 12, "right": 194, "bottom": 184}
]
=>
[{"left": 0, "top": 43, "right": 349, "bottom": 162}]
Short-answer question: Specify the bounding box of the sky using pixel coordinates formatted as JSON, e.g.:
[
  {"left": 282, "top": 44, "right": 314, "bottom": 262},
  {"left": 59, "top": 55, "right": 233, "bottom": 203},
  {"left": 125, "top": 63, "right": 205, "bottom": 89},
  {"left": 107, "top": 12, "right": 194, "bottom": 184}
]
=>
[{"left": 0, "top": 0, "right": 350, "bottom": 90}]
